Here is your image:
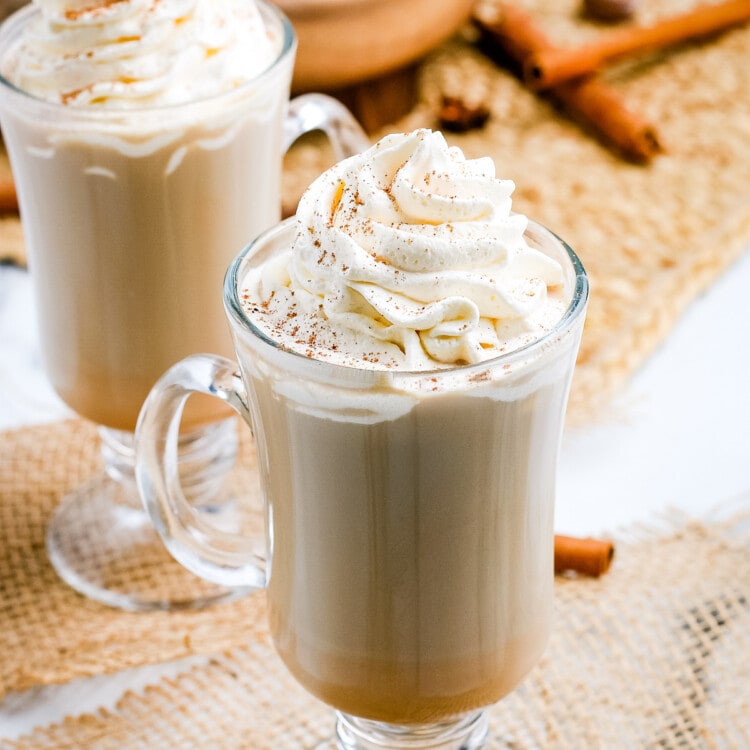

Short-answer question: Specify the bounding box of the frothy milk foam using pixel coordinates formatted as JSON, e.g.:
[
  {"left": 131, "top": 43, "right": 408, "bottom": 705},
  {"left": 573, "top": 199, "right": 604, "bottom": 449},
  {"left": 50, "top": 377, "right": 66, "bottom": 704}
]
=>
[
  {"left": 0, "top": 0, "right": 285, "bottom": 430},
  {"left": 235, "top": 130, "right": 584, "bottom": 723}
]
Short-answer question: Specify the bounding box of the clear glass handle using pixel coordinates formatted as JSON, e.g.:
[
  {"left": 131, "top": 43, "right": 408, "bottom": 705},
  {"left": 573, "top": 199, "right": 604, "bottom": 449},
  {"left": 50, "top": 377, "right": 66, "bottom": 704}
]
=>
[
  {"left": 135, "top": 354, "right": 266, "bottom": 589},
  {"left": 284, "top": 92, "right": 369, "bottom": 161}
]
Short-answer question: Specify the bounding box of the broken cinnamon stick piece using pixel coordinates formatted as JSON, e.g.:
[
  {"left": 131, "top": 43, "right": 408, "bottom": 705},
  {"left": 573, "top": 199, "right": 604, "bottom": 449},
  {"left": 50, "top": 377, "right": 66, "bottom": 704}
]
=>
[
  {"left": 474, "top": 2, "right": 662, "bottom": 163},
  {"left": 438, "top": 96, "right": 491, "bottom": 133},
  {"left": 556, "top": 77, "right": 661, "bottom": 162},
  {"left": 526, "top": 0, "right": 750, "bottom": 89},
  {"left": 583, "top": 0, "right": 638, "bottom": 24},
  {"left": 0, "top": 175, "right": 18, "bottom": 214},
  {"left": 555, "top": 534, "right": 615, "bottom": 577}
]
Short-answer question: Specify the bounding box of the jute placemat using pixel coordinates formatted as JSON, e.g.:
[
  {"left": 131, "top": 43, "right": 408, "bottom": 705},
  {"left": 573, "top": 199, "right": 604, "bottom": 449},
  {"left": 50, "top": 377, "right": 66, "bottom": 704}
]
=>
[
  {"left": 0, "top": 420, "right": 268, "bottom": 699},
  {"left": 283, "top": 0, "right": 750, "bottom": 420},
  {"left": 6, "top": 501, "right": 749, "bottom": 749}
]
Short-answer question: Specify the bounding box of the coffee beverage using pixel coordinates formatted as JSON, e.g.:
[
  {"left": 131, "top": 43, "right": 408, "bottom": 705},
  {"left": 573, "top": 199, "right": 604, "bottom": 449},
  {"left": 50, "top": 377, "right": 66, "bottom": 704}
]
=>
[
  {"left": 246, "top": 364, "right": 566, "bottom": 724},
  {"left": 231, "top": 130, "right": 584, "bottom": 724},
  {"left": 135, "top": 129, "right": 588, "bottom": 739},
  {"left": 0, "top": 0, "right": 287, "bottom": 430},
  {"left": 3, "top": 105, "right": 287, "bottom": 429}
]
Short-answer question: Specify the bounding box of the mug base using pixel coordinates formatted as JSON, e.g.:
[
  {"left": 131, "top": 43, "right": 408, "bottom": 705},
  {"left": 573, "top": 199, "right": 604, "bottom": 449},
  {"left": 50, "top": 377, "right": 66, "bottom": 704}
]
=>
[
  {"left": 46, "top": 470, "right": 248, "bottom": 611},
  {"left": 47, "top": 419, "right": 249, "bottom": 611},
  {"left": 312, "top": 710, "right": 489, "bottom": 750}
]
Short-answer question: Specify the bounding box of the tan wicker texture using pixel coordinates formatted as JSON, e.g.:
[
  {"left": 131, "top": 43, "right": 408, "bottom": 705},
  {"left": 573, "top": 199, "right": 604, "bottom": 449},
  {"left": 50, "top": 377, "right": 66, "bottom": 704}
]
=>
[
  {"left": 283, "top": 0, "right": 750, "bottom": 420},
  {"left": 0, "top": 420, "right": 268, "bottom": 699}
]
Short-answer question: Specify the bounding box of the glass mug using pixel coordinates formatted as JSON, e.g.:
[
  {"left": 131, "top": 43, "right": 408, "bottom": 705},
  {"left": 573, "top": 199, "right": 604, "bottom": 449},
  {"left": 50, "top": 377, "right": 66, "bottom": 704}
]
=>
[
  {"left": 0, "top": 1, "right": 367, "bottom": 610},
  {"left": 136, "top": 218, "right": 589, "bottom": 748}
]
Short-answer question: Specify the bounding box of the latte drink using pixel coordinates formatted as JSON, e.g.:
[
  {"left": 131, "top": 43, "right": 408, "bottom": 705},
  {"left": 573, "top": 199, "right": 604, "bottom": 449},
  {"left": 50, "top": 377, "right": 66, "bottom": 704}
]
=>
[
  {"left": 2, "top": 105, "right": 286, "bottom": 430},
  {"left": 229, "top": 130, "right": 588, "bottom": 724},
  {"left": 244, "top": 348, "right": 570, "bottom": 724},
  {"left": 135, "top": 129, "right": 588, "bottom": 738},
  {"left": 0, "top": 0, "right": 289, "bottom": 431}
]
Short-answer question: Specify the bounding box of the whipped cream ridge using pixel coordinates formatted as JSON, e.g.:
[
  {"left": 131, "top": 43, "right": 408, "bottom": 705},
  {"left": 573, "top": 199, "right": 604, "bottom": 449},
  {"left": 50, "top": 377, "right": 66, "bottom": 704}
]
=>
[
  {"left": 241, "top": 129, "right": 568, "bottom": 370},
  {"left": 2, "top": 0, "right": 280, "bottom": 106}
]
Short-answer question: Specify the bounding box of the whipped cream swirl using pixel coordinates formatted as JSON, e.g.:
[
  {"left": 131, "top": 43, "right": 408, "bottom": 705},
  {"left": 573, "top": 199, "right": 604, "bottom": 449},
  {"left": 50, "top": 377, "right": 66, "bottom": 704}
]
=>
[
  {"left": 243, "top": 129, "right": 567, "bottom": 370},
  {"left": 3, "top": 0, "right": 280, "bottom": 106}
]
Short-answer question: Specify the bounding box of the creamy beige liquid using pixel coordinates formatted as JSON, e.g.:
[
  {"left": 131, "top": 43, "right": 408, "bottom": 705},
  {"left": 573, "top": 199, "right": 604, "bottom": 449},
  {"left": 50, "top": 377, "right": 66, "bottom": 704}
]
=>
[
  {"left": 242, "top": 362, "right": 572, "bottom": 725},
  {"left": 3, "top": 104, "right": 286, "bottom": 430}
]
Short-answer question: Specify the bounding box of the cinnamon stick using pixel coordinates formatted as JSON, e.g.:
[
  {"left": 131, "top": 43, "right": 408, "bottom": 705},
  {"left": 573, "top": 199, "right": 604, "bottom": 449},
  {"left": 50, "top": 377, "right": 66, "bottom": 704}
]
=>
[
  {"left": 438, "top": 96, "right": 491, "bottom": 133},
  {"left": 0, "top": 175, "right": 18, "bottom": 214},
  {"left": 554, "top": 534, "right": 615, "bottom": 577},
  {"left": 526, "top": 0, "right": 750, "bottom": 89},
  {"left": 474, "top": 3, "right": 662, "bottom": 163}
]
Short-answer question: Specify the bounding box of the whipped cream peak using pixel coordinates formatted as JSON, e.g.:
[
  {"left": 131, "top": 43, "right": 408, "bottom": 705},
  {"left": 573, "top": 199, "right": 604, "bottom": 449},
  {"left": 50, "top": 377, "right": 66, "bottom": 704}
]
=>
[
  {"left": 242, "top": 129, "right": 568, "bottom": 370},
  {"left": 3, "top": 0, "right": 280, "bottom": 107}
]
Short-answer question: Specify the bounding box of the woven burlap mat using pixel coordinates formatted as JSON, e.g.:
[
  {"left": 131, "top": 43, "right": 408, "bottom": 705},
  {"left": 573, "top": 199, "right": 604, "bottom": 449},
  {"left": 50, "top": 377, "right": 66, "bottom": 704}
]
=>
[
  {"left": 5, "top": 500, "right": 749, "bottom": 749},
  {"left": 283, "top": 0, "right": 750, "bottom": 420},
  {"left": 0, "top": 420, "right": 268, "bottom": 699}
]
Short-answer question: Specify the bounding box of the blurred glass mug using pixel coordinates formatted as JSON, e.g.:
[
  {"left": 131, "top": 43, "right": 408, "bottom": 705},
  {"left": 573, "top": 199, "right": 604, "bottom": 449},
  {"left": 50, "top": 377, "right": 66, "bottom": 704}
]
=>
[
  {"left": 136, "top": 218, "right": 588, "bottom": 748},
  {"left": 0, "top": 0, "right": 368, "bottom": 611}
]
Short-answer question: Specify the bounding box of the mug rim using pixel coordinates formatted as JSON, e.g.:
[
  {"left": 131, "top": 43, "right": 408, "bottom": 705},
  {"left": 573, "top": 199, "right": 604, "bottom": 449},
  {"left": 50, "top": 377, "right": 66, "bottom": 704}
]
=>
[
  {"left": 224, "top": 216, "right": 590, "bottom": 381},
  {"left": 0, "top": 0, "right": 296, "bottom": 117}
]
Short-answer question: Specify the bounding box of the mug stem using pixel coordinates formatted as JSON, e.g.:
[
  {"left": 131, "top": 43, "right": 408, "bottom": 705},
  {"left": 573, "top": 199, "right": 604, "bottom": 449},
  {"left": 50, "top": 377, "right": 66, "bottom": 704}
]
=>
[
  {"left": 46, "top": 420, "right": 243, "bottom": 611},
  {"left": 331, "top": 711, "right": 489, "bottom": 749},
  {"left": 100, "top": 421, "right": 238, "bottom": 506}
]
